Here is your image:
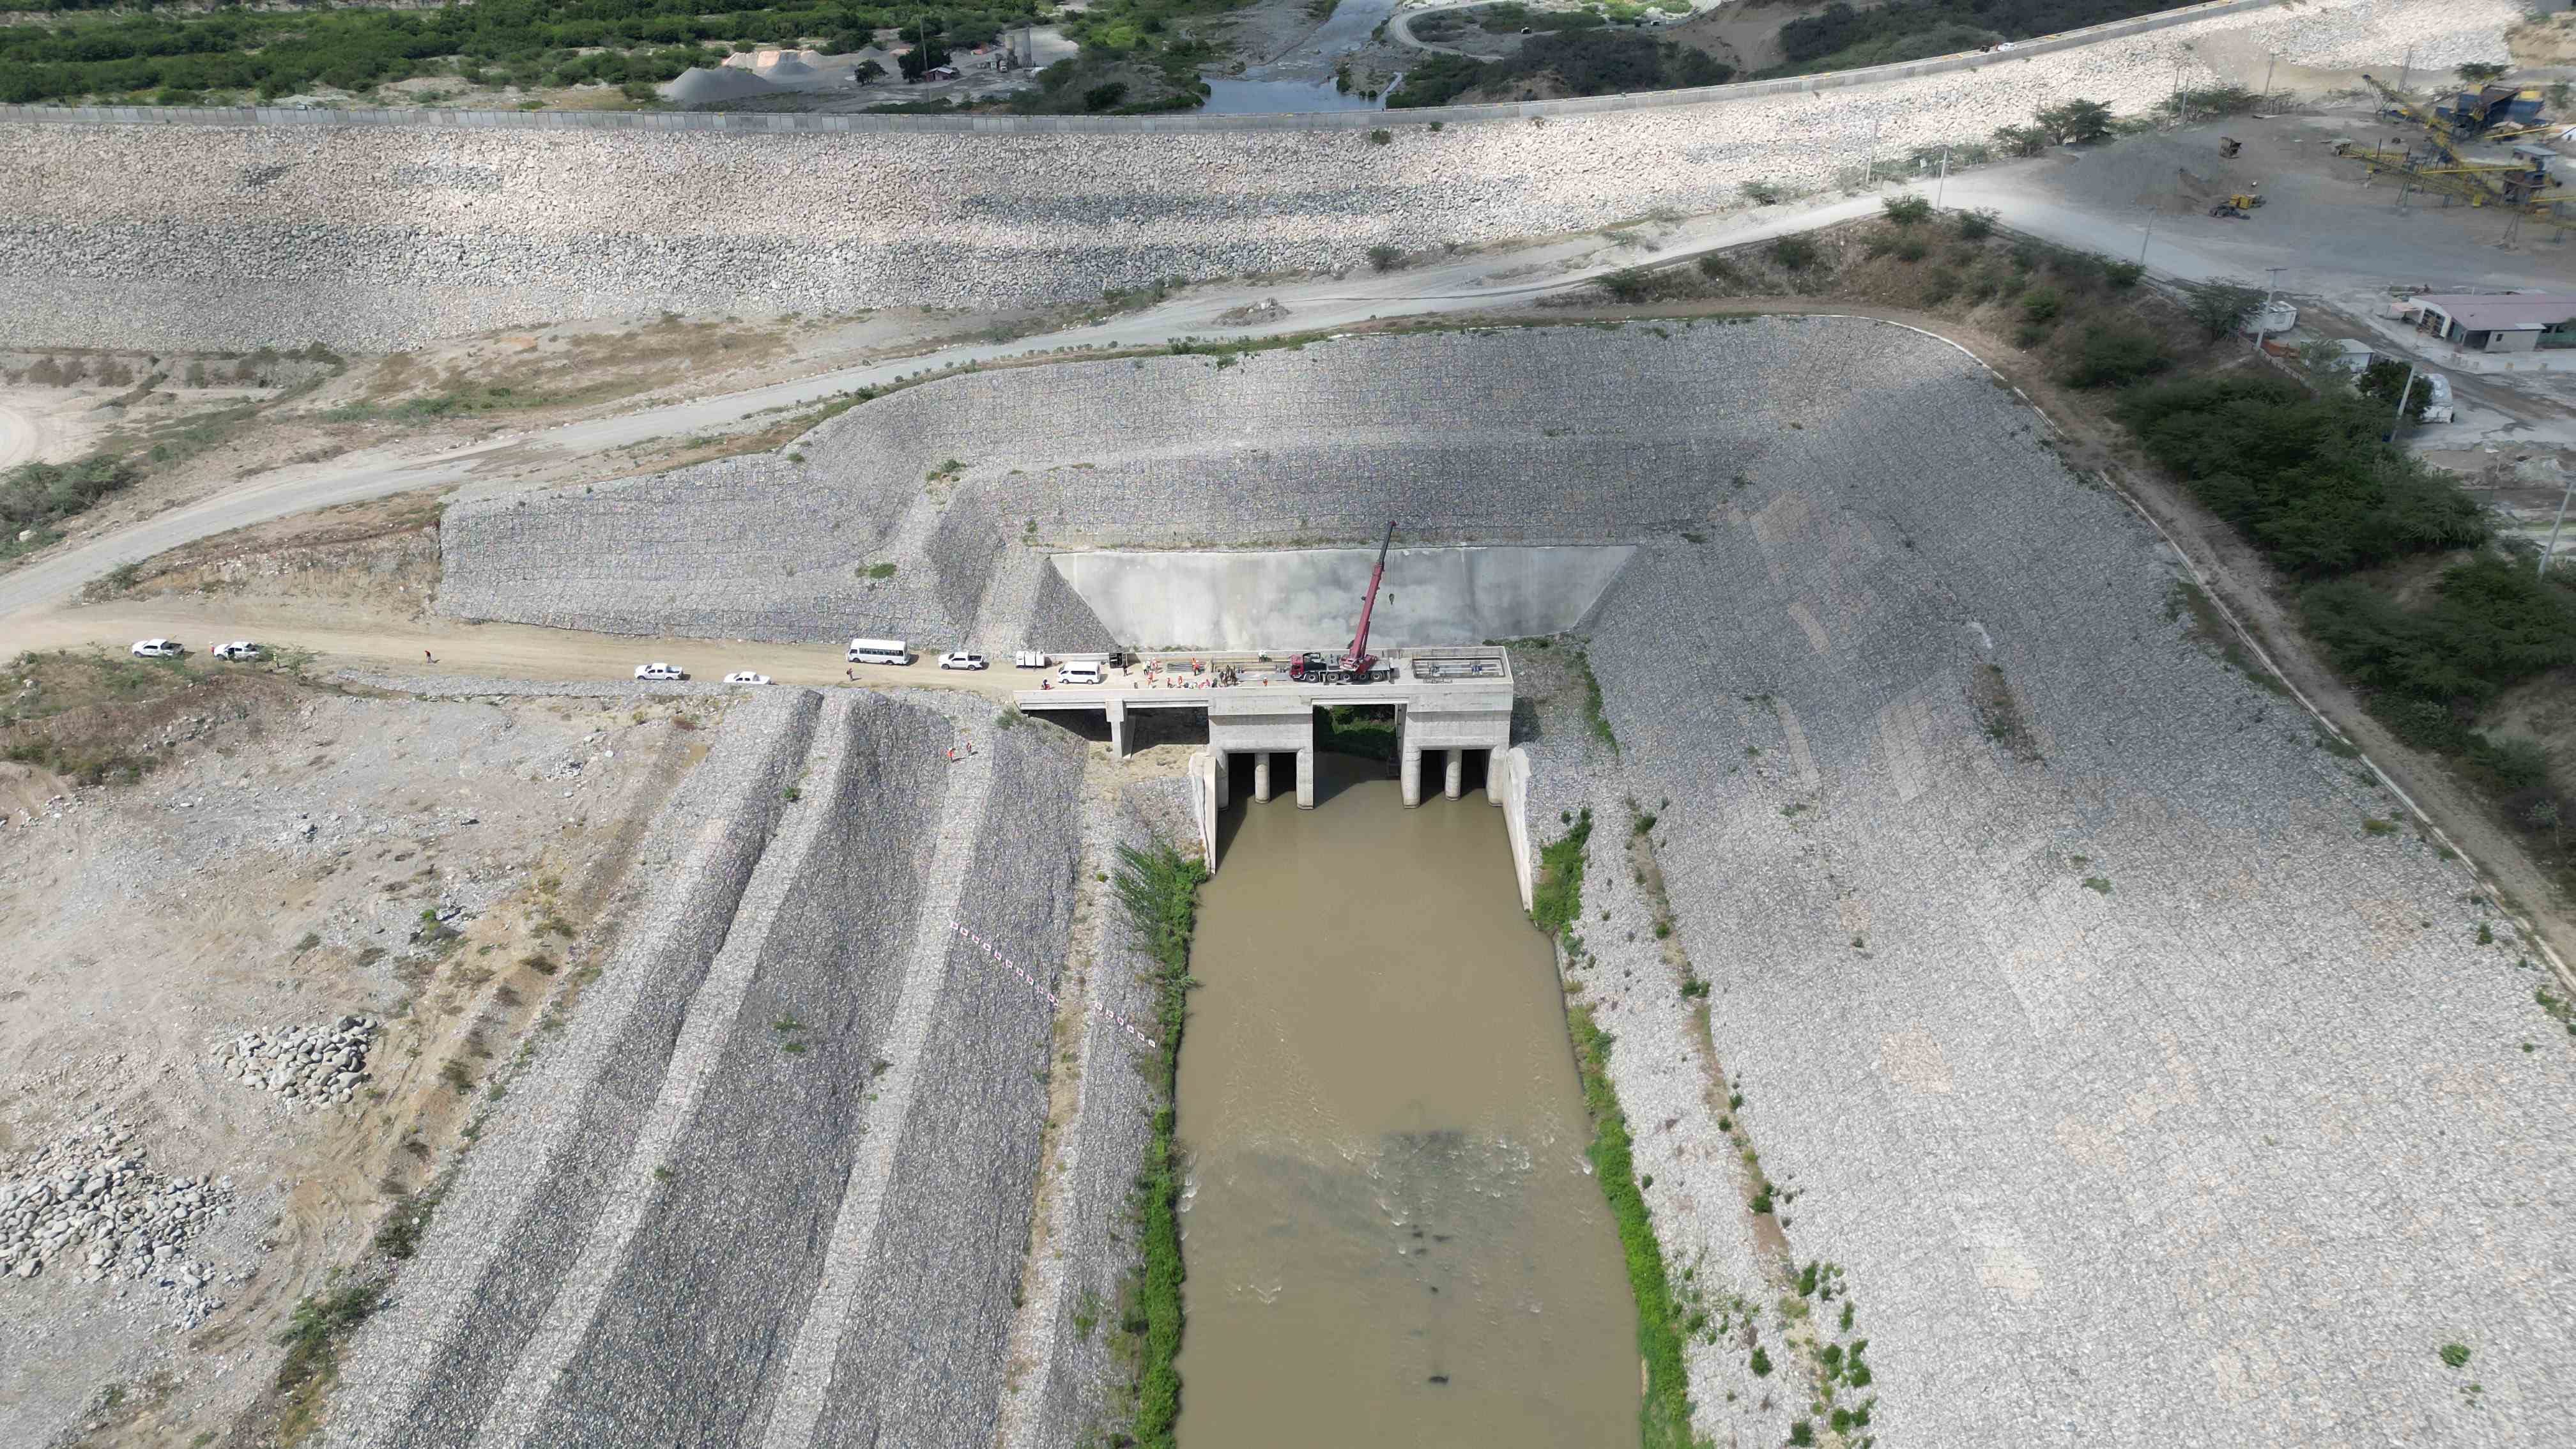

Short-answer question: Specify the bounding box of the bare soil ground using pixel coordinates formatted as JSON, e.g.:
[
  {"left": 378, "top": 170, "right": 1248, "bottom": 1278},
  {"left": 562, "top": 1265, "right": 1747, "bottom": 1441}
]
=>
[{"left": 0, "top": 647, "right": 723, "bottom": 1448}]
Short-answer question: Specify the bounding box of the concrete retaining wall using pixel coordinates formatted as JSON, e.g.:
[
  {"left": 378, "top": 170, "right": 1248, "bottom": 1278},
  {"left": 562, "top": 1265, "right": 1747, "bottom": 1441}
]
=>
[
  {"left": 0, "top": 1, "right": 2513, "bottom": 349},
  {"left": 1050, "top": 544, "right": 1634, "bottom": 652}
]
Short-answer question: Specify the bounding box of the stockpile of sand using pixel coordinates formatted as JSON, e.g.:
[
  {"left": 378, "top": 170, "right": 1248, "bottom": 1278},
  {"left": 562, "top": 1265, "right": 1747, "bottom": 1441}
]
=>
[{"left": 661, "top": 67, "right": 778, "bottom": 105}]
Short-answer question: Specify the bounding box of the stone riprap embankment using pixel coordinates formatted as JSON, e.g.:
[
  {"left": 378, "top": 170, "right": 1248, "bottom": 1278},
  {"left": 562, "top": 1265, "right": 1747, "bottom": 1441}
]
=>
[
  {"left": 0, "top": 0, "right": 2515, "bottom": 350},
  {"left": 1, "top": 1121, "right": 231, "bottom": 1326},
  {"left": 210, "top": 1015, "right": 376, "bottom": 1108},
  {"left": 327, "top": 685, "right": 1091, "bottom": 1448},
  {"left": 449, "top": 316, "right": 2576, "bottom": 1441},
  {"left": 1001, "top": 774, "right": 1194, "bottom": 1449}
]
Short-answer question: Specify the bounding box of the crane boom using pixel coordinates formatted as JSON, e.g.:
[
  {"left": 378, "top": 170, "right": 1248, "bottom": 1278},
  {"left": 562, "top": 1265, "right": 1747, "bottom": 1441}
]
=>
[{"left": 1344, "top": 522, "right": 1395, "bottom": 673}]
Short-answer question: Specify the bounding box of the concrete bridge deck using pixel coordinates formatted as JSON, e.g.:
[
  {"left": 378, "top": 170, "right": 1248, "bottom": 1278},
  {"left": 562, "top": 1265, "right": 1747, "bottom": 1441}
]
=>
[{"left": 1016, "top": 646, "right": 1530, "bottom": 896}]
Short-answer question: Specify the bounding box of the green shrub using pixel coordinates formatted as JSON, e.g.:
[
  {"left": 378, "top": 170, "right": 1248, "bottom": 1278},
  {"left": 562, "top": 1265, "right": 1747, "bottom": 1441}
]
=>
[
  {"left": 1366, "top": 243, "right": 1403, "bottom": 273},
  {"left": 1567, "top": 1002, "right": 1698, "bottom": 1448},
  {"left": 2062, "top": 324, "right": 2172, "bottom": 389},
  {"left": 2117, "top": 376, "right": 2486, "bottom": 575},
  {"left": 1532, "top": 809, "right": 1594, "bottom": 938},
  {"left": 1894, "top": 235, "right": 1929, "bottom": 263},
  {"left": 1367, "top": 127, "right": 1392, "bottom": 144},
  {"left": 2019, "top": 285, "right": 2064, "bottom": 324},
  {"left": 1881, "top": 194, "right": 1933, "bottom": 227},
  {"left": 2035, "top": 97, "right": 2114, "bottom": 144},
  {"left": 1740, "top": 179, "right": 1787, "bottom": 206},
  {"left": 1956, "top": 206, "right": 1998, "bottom": 240},
  {"left": 2304, "top": 558, "right": 2576, "bottom": 710},
  {"left": 1770, "top": 235, "right": 1821, "bottom": 272},
  {"left": 2104, "top": 258, "right": 2145, "bottom": 288},
  {"left": 1111, "top": 842, "right": 1209, "bottom": 1449}
]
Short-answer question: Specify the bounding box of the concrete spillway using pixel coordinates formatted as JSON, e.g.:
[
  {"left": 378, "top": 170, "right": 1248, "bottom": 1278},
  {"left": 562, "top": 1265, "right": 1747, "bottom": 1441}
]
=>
[{"left": 1048, "top": 545, "right": 1633, "bottom": 653}]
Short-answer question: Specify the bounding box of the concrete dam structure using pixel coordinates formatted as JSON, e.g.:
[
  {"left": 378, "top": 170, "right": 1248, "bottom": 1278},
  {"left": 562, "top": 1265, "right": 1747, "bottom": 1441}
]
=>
[{"left": 406, "top": 320, "right": 2576, "bottom": 1443}]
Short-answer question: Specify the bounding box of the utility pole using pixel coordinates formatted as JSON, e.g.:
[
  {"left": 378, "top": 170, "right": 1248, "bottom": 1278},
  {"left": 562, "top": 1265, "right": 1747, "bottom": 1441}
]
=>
[
  {"left": 2398, "top": 45, "right": 2413, "bottom": 96},
  {"left": 2262, "top": 50, "right": 2276, "bottom": 102},
  {"left": 2138, "top": 210, "right": 2154, "bottom": 265},
  {"left": 2252, "top": 266, "right": 2287, "bottom": 353},
  {"left": 1935, "top": 148, "right": 1950, "bottom": 209}
]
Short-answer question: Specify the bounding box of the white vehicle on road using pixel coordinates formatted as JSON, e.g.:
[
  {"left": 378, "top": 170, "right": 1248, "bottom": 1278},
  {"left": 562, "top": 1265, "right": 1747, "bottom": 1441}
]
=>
[
  {"left": 847, "top": 637, "right": 910, "bottom": 666},
  {"left": 130, "top": 639, "right": 183, "bottom": 658},
  {"left": 722, "top": 671, "right": 773, "bottom": 685},
  {"left": 211, "top": 641, "right": 264, "bottom": 661},
  {"left": 1012, "top": 650, "right": 1048, "bottom": 669},
  {"left": 1055, "top": 660, "right": 1104, "bottom": 686},
  {"left": 634, "top": 663, "right": 687, "bottom": 681},
  {"left": 939, "top": 651, "right": 989, "bottom": 671}
]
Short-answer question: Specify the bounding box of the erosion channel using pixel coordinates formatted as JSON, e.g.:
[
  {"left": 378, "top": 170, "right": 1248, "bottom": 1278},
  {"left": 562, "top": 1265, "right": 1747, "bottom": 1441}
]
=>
[{"left": 1175, "top": 751, "right": 1636, "bottom": 1446}]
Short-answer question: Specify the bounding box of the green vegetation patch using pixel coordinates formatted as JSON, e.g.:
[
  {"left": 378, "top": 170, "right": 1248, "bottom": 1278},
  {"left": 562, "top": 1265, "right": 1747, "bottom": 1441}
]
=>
[
  {"left": 1108, "top": 840, "right": 1209, "bottom": 1449},
  {"left": 1315, "top": 703, "right": 1399, "bottom": 762},
  {"left": 1, "top": 454, "right": 137, "bottom": 562},
  {"left": 1768, "top": 0, "right": 2177, "bottom": 78},
  {"left": 1532, "top": 807, "right": 1594, "bottom": 939},
  {"left": 1567, "top": 1002, "right": 1699, "bottom": 1448},
  {"left": 1390, "top": 29, "right": 1728, "bottom": 109}
]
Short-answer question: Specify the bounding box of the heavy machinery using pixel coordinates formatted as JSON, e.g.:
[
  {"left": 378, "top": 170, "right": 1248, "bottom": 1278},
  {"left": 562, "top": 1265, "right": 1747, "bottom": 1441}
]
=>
[
  {"left": 2211, "top": 192, "right": 2266, "bottom": 218},
  {"left": 2335, "top": 73, "right": 2568, "bottom": 231},
  {"left": 1289, "top": 522, "right": 1399, "bottom": 685},
  {"left": 2218, "top": 135, "right": 2242, "bottom": 158}
]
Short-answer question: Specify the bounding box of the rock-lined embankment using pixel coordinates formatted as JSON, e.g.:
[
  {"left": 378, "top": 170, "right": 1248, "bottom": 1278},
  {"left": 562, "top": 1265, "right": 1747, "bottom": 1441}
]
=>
[
  {"left": 0, "top": 0, "right": 2515, "bottom": 349},
  {"left": 328, "top": 685, "right": 1092, "bottom": 1448},
  {"left": 440, "top": 317, "right": 2576, "bottom": 1442}
]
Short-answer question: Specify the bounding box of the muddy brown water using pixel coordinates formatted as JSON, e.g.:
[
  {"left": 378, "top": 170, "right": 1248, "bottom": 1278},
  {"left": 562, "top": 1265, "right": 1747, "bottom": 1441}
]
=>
[{"left": 1174, "top": 754, "right": 1638, "bottom": 1448}]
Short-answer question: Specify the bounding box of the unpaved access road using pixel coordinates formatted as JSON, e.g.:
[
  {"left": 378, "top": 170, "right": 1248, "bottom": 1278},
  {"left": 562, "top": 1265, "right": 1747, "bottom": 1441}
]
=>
[
  {"left": 15, "top": 122, "right": 2571, "bottom": 628},
  {"left": 6, "top": 602, "right": 1032, "bottom": 703}
]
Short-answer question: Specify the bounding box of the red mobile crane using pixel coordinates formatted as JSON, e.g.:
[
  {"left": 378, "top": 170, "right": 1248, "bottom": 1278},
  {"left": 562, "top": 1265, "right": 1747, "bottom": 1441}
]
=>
[{"left": 1289, "top": 523, "right": 1398, "bottom": 685}]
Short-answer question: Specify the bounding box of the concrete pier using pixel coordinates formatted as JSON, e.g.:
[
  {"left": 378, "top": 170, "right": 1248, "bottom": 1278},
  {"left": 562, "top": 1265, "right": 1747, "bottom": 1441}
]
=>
[{"left": 1017, "top": 645, "right": 1514, "bottom": 836}]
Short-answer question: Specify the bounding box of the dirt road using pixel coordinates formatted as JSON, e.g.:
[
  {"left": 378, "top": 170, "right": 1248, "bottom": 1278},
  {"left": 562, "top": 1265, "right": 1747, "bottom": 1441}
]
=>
[{"left": 8, "top": 601, "right": 1031, "bottom": 702}]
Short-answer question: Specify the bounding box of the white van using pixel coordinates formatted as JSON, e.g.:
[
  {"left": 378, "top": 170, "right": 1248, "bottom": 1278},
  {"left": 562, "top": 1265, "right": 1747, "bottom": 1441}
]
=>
[
  {"left": 848, "top": 638, "right": 910, "bottom": 666},
  {"left": 1055, "top": 660, "right": 1104, "bottom": 687}
]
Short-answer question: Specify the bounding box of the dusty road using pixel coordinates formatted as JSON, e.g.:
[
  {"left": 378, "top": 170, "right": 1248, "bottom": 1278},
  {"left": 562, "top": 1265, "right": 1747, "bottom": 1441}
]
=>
[
  {"left": 8, "top": 115, "right": 2571, "bottom": 625},
  {"left": 6, "top": 601, "right": 1032, "bottom": 702}
]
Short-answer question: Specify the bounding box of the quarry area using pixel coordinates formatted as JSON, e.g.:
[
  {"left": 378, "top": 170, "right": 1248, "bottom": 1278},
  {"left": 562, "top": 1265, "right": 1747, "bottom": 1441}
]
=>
[{"left": 6, "top": 2, "right": 2576, "bottom": 1448}]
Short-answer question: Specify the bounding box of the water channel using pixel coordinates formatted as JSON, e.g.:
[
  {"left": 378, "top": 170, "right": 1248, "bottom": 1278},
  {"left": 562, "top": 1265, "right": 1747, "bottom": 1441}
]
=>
[
  {"left": 1199, "top": 0, "right": 1397, "bottom": 113},
  {"left": 1174, "top": 753, "right": 1637, "bottom": 1446}
]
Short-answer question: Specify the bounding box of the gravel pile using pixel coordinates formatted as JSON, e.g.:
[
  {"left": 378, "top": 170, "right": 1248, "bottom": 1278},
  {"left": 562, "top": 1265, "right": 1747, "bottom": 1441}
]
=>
[
  {"left": 0, "top": 0, "right": 2515, "bottom": 349},
  {"left": 0, "top": 1123, "right": 231, "bottom": 1324},
  {"left": 210, "top": 1015, "right": 376, "bottom": 1108}
]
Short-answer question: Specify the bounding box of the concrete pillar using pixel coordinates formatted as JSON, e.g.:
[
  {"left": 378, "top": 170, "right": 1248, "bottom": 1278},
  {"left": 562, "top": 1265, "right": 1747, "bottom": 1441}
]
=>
[
  {"left": 1296, "top": 746, "right": 1316, "bottom": 810},
  {"left": 1254, "top": 751, "right": 1273, "bottom": 803},
  {"left": 1400, "top": 744, "right": 1423, "bottom": 809},
  {"left": 1444, "top": 748, "right": 1464, "bottom": 801},
  {"left": 1213, "top": 748, "right": 1229, "bottom": 811},
  {"left": 1484, "top": 747, "right": 1504, "bottom": 804},
  {"left": 1106, "top": 700, "right": 1127, "bottom": 759}
]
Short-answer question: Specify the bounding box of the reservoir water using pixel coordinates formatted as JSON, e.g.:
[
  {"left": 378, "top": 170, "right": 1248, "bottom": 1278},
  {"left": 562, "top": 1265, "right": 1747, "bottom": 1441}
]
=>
[
  {"left": 1174, "top": 754, "right": 1637, "bottom": 1447},
  {"left": 1199, "top": 0, "right": 1396, "bottom": 114}
]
